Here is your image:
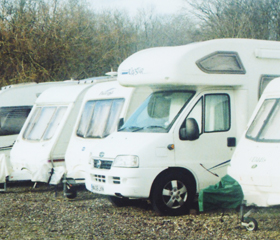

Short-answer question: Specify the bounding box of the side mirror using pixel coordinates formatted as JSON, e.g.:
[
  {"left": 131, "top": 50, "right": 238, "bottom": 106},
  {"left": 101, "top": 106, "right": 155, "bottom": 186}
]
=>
[
  {"left": 179, "top": 118, "right": 199, "bottom": 141},
  {"left": 118, "top": 118, "right": 124, "bottom": 129}
]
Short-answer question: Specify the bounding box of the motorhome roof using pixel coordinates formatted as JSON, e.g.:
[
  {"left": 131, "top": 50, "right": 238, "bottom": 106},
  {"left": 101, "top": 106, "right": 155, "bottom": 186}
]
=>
[{"left": 118, "top": 38, "right": 280, "bottom": 88}]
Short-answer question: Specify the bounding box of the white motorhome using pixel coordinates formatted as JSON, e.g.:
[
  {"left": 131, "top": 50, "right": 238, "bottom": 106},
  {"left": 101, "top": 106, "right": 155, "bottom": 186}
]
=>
[
  {"left": 64, "top": 81, "right": 151, "bottom": 197},
  {"left": 85, "top": 39, "right": 280, "bottom": 216},
  {"left": 9, "top": 75, "right": 115, "bottom": 185},
  {"left": 0, "top": 81, "right": 77, "bottom": 184},
  {"left": 228, "top": 77, "right": 280, "bottom": 208}
]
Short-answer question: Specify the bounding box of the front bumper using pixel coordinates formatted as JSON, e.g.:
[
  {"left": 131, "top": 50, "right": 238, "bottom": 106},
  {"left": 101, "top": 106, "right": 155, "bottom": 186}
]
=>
[{"left": 85, "top": 167, "right": 164, "bottom": 199}]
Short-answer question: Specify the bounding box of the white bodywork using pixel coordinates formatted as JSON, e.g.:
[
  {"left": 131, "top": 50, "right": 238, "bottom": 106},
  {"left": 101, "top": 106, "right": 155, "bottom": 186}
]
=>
[
  {"left": 0, "top": 81, "right": 77, "bottom": 182},
  {"left": 85, "top": 39, "right": 280, "bottom": 205},
  {"left": 64, "top": 81, "right": 151, "bottom": 183},
  {"left": 10, "top": 82, "right": 96, "bottom": 183},
  {"left": 228, "top": 77, "right": 280, "bottom": 207}
]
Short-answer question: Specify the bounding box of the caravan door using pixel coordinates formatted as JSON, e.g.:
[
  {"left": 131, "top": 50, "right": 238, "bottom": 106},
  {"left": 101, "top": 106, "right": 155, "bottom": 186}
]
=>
[{"left": 174, "top": 90, "right": 236, "bottom": 191}]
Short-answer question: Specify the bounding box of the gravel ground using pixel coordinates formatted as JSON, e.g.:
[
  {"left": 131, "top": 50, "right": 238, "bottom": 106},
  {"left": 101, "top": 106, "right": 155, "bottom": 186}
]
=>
[{"left": 0, "top": 182, "right": 280, "bottom": 239}]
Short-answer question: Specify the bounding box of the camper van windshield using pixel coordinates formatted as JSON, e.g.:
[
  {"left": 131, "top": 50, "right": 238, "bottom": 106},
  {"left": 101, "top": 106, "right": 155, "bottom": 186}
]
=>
[
  {"left": 76, "top": 99, "right": 125, "bottom": 138},
  {"left": 0, "top": 106, "right": 31, "bottom": 136},
  {"left": 23, "top": 106, "right": 67, "bottom": 141},
  {"left": 119, "top": 91, "right": 195, "bottom": 133},
  {"left": 246, "top": 99, "right": 280, "bottom": 142}
]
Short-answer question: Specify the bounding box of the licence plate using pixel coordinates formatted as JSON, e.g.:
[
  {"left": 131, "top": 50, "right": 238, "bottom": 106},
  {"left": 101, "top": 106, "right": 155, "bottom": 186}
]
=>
[{"left": 91, "top": 184, "right": 104, "bottom": 192}]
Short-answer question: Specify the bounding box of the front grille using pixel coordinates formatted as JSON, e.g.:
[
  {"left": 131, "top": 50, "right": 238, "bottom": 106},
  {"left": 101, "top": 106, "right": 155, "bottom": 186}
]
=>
[
  {"left": 94, "top": 174, "right": 106, "bottom": 183},
  {"left": 94, "top": 159, "right": 113, "bottom": 169},
  {"left": 113, "top": 177, "right": 120, "bottom": 184}
]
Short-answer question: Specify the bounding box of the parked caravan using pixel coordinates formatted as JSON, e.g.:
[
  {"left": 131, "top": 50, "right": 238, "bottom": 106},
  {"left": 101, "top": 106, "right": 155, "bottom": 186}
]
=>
[
  {"left": 228, "top": 77, "right": 280, "bottom": 230},
  {"left": 0, "top": 81, "right": 77, "bottom": 184},
  {"left": 9, "top": 75, "right": 115, "bottom": 185},
  {"left": 64, "top": 81, "right": 151, "bottom": 197},
  {"left": 85, "top": 38, "right": 280, "bottom": 216}
]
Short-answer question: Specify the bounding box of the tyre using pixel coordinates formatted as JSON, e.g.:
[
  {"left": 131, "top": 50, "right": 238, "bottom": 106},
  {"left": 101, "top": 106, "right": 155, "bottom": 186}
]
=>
[
  {"left": 151, "top": 171, "right": 195, "bottom": 216},
  {"left": 108, "top": 196, "right": 132, "bottom": 207},
  {"left": 244, "top": 217, "right": 258, "bottom": 231},
  {"left": 64, "top": 185, "right": 77, "bottom": 199}
]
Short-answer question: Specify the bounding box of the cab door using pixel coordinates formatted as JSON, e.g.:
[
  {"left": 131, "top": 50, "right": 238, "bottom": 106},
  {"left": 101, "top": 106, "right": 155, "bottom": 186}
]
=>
[{"left": 174, "top": 90, "right": 236, "bottom": 191}]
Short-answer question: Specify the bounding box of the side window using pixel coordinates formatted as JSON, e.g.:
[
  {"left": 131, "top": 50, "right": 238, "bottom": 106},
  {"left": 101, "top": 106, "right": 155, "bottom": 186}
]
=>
[
  {"left": 205, "top": 94, "right": 230, "bottom": 132},
  {"left": 180, "top": 94, "right": 230, "bottom": 141}
]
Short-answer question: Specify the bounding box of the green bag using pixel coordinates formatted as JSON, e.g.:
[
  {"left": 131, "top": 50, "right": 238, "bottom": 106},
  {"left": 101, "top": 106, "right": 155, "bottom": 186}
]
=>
[{"left": 198, "top": 174, "right": 244, "bottom": 212}]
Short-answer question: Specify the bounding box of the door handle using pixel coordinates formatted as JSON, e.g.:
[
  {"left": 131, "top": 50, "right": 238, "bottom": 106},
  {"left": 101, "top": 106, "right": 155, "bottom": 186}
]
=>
[{"left": 227, "top": 137, "right": 236, "bottom": 147}]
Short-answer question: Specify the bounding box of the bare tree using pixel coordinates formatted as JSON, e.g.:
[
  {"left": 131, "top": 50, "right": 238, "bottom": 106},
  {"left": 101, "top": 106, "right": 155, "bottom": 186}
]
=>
[
  {"left": 0, "top": 0, "right": 231, "bottom": 87},
  {"left": 186, "top": 0, "right": 280, "bottom": 40}
]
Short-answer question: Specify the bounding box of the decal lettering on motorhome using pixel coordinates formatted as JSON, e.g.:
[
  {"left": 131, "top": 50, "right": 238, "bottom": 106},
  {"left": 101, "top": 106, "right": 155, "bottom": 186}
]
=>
[
  {"left": 250, "top": 156, "right": 266, "bottom": 162},
  {"left": 99, "top": 88, "right": 116, "bottom": 96},
  {"left": 251, "top": 164, "right": 258, "bottom": 169},
  {"left": 122, "top": 67, "right": 144, "bottom": 76}
]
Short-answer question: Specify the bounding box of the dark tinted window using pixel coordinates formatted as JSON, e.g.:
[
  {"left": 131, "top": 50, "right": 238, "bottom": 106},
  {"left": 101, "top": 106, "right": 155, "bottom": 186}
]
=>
[{"left": 0, "top": 106, "right": 31, "bottom": 136}]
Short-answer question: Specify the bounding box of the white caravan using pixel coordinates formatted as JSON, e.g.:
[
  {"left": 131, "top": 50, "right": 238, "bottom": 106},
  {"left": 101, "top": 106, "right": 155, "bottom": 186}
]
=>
[
  {"left": 9, "top": 75, "right": 115, "bottom": 185},
  {"left": 85, "top": 38, "right": 280, "bottom": 216},
  {"left": 228, "top": 77, "right": 280, "bottom": 231},
  {"left": 0, "top": 81, "right": 77, "bottom": 184},
  {"left": 228, "top": 77, "right": 280, "bottom": 207},
  {"left": 64, "top": 81, "right": 151, "bottom": 197}
]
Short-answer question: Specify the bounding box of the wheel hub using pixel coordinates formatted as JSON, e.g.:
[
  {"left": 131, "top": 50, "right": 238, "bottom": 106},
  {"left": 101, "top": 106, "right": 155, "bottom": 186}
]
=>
[{"left": 162, "top": 180, "right": 188, "bottom": 209}]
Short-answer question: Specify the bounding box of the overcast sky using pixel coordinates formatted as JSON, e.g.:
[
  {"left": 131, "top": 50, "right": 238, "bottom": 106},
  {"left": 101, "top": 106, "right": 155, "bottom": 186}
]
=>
[{"left": 89, "top": 0, "right": 187, "bottom": 16}]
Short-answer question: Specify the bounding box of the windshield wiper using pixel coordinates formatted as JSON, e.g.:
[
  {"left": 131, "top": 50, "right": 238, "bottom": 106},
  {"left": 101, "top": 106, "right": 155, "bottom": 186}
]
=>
[
  {"left": 119, "top": 125, "right": 165, "bottom": 132},
  {"left": 118, "top": 126, "right": 144, "bottom": 132},
  {"left": 131, "top": 127, "right": 144, "bottom": 132},
  {"left": 146, "top": 125, "right": 165, "bottom": 129}
]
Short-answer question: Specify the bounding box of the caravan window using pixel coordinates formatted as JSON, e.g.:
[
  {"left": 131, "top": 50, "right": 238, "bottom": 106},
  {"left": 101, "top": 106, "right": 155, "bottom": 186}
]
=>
[
  {"left": 196, "top": 51, "right": 246, "bottom": 74},
  {"left": 43, "top": 107, "right": 67, "bottom": 140},
  {"left": 23, "top": 106, "right": 67, "bottom": 141},
  {"left": 259, "top": 75, "right": 280, "bottom": 98},
  {"left": 76, "top": 99, "right": 125, "bottom": 138},
  {"left": 246, "top": 99, "right": 280, "bottom": 142},
  {"left": 119, "top": 91, "right": 194, "bottom": 133},
  {"left": 0, "top": 106, "right": 31, "bottom": 136}
]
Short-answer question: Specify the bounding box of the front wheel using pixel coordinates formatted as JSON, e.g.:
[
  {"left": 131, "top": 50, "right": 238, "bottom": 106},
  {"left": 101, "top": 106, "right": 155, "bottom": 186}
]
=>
[{"left": 151, "top": 171, "right": 195, "bottom": 216}]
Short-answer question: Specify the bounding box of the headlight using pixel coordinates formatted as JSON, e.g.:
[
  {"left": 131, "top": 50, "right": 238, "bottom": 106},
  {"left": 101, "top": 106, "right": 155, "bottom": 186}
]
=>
[{"left": 113, "top": 155, "right": 139, "bottom": 168}]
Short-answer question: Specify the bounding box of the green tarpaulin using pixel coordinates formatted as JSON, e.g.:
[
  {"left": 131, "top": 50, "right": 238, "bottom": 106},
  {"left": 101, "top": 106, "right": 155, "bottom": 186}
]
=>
[{"left": 198, "top": 174, "right": 244, "bottom": 212}]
